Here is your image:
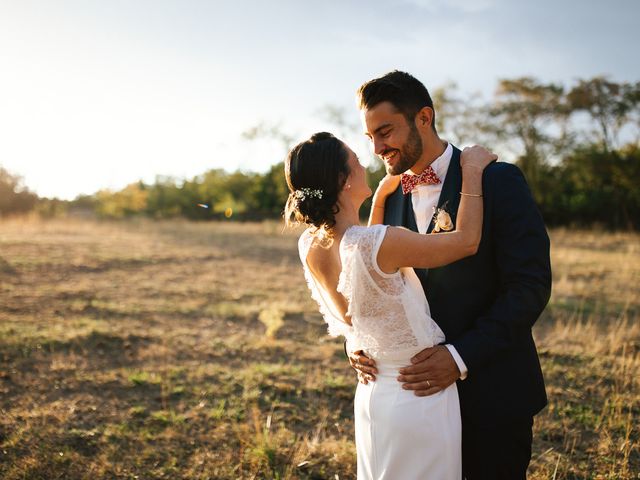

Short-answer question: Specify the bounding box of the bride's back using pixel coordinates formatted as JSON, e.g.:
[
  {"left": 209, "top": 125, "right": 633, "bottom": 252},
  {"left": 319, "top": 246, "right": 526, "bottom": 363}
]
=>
[
  {"left": 304, "top": 231, "right": 350, "bottom": 324},
  {"left": 299, "top": 224, "right": 445, "bottom": 360}
]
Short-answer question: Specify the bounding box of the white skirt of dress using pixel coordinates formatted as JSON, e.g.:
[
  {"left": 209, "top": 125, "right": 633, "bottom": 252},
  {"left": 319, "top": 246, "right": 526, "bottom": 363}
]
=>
[{"left": 354, "top": 356, "right": 462, "bottom": 480}]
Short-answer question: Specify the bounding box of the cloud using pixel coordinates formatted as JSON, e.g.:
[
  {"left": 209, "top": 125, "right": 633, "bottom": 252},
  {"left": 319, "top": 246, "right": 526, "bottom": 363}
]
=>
[{"left": 402, "top": 0, "right": 497, "bottom": 14}]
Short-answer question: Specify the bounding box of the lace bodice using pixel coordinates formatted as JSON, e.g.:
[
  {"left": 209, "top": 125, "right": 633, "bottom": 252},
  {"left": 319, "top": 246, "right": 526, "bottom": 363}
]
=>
[{"left": 298, "top": 224, "right": 445, "bottom": 360}]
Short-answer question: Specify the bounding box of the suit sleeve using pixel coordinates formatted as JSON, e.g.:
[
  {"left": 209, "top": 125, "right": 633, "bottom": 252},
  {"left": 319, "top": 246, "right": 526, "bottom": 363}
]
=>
[{"left": 451, "top": 163, "right": 552, "bottom": 372}]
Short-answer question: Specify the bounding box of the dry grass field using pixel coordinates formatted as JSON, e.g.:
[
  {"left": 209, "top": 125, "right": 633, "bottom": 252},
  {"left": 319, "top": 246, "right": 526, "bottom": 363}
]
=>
[{"left": 0, "top": 218, "right": 638, "bottom": 479}]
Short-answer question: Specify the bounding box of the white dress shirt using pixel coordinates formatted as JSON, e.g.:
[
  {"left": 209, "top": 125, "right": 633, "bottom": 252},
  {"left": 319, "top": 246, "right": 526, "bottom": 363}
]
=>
[{"left": 404, "top": 143, "right": 469, "bottom": 380}]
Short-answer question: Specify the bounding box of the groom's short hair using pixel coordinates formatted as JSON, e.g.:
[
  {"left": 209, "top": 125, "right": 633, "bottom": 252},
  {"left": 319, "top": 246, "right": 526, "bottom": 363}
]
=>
[{"left": 357, "top": 70, "right": 437, "bottom": 133}]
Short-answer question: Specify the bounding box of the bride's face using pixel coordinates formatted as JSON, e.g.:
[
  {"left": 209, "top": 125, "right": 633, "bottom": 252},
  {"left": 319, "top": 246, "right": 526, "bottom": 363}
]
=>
[{"left": 343, "top": 145, "right": 372, "bottom": 201}]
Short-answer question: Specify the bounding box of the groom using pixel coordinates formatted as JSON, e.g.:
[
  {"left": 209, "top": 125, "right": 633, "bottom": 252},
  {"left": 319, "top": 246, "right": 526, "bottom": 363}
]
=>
[{"left": 348, "top": 71, "right": 551, "bottom": 479}]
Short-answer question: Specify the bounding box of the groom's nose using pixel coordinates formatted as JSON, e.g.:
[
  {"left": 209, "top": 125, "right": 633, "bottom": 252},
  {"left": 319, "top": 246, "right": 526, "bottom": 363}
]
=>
[{"left": 373, "top": 138, "right": 386, "bottom": 156}]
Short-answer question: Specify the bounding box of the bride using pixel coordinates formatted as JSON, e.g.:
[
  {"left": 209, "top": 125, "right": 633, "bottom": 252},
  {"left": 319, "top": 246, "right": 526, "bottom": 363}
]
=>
[{"left": 284, "top": 132, "right": 496, "bottom": 479}]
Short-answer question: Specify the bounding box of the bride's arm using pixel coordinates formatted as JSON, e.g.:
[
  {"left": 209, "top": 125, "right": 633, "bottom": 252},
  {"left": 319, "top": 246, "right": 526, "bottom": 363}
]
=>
[
  {"left": 368, "top": 174, "right": 401, "bottom": 226},
  {"left": 378, "top": 145, "right": 497, "bottom": 272}
]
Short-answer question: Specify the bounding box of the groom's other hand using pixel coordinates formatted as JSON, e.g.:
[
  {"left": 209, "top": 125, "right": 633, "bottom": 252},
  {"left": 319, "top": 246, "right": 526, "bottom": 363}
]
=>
[
  {"left": 398, "top": 346, "right": 460, "bottom": 396},
  {"left": 349, "top": 350, "right": 378, "bottom": 384}
]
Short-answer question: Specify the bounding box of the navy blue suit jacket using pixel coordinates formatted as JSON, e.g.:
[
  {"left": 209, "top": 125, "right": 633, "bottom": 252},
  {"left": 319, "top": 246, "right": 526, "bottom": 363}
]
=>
[{"left": 383, "top": 145, "right": 551, "bottom": 425}]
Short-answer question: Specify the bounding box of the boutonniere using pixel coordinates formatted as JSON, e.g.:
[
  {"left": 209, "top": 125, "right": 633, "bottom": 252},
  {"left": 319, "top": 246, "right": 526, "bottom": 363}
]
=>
[{"left": 432, "top": 207, "right": 454, "bottom": 233}]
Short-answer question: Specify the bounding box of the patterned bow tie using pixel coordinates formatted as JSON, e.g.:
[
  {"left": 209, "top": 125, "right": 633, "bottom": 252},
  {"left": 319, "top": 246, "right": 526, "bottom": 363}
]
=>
[{"left": 400, "top": 165, "right": 441, "bottom": 194}]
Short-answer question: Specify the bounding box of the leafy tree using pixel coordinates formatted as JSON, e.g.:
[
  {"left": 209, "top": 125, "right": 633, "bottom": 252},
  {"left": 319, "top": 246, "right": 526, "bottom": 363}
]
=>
[
  {"left": 36, "top": 198, "right": 69, "bottom": 218},
  {"left": 489, "top": 78, "right": 570, "bottom": 200},
  {"left": 95, "top": 182, "right": 147, "bottom": 218},
  {"left": 242, "top": 121, "right": 295, "bottom": 150},
  {"left": 432, "top": 82, "right": 495, "bottom": 147},
  {"left": 623, "top": 81, "right": 640, "bottom": 146},
  {"left": 253, "top": 162, "right": 289, "bottom": 217},
  {"left": 145, "top": 176, "right": 183, "bottom": 218},
  {"left": 567, "top": 77, "right": 639, "bottom": 152},
  {"left": 560, "top": 144, "right": 640, "bottom": 229},
  {"left": 0, "top": 166, "right": 38, "bottom": 216}
]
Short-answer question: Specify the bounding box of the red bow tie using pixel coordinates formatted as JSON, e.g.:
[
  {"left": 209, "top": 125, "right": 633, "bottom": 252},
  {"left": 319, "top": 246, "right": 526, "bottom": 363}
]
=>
[{"left": 400, "top": 165, "right": 441, "bottom": 194}]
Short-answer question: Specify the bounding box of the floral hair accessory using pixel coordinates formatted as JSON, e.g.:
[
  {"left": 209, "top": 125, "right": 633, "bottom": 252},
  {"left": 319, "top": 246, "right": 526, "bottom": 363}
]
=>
[{"left": 294, "top": 188, "right": 323, "bottom": 201}]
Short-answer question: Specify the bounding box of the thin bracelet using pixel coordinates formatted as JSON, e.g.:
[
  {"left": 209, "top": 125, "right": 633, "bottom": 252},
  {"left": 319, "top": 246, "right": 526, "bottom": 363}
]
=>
[{"left": 459, "top": 192, "right": 483, "bottom": 197}]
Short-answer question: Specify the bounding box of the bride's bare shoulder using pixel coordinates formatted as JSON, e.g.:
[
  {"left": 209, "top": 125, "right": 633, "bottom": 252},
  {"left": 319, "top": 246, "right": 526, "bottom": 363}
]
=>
[
  {"left": 307, "top": 238, "right": 334, "bottom": 267},
  {"left": 306, "top": 236, "right": 341, "bottom": 284}
]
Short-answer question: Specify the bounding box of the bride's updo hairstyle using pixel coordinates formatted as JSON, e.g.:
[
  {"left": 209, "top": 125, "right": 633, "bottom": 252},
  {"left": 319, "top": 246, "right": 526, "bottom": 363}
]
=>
[{"left": 284, "top": 132, "right": 350, "bottom": 236}]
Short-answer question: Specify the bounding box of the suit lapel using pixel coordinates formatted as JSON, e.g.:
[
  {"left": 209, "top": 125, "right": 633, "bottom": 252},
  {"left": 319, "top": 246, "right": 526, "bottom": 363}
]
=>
[
  {"left": 427, "top": 145, "right": 463, "bottom": 234},
  {"left": 382, "top": 184, "right": 418, "bottom": 231},
  {"left": 404, "top": 192, "right": 418, "bottom": 232}
]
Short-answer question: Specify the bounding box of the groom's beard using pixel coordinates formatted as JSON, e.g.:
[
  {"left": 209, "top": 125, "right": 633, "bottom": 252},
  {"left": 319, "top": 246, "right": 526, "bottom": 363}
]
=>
[{"left": 384, "top": 123, "right": 423, "bottom": 175}]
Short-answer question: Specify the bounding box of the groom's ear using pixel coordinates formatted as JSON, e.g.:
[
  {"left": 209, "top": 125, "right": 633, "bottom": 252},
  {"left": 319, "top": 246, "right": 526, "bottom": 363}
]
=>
[{"left": 415, "top": 107, "right": 434, "bottom": 131}]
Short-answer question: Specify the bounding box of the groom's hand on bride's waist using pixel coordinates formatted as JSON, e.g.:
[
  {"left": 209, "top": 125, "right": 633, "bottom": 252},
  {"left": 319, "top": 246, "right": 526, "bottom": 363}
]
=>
[
  {"left": 397, "top": 346, "right": 461, "bottom": 397},
  {"left": 348, "top": 350, "right": 378, "bottom": 384}
]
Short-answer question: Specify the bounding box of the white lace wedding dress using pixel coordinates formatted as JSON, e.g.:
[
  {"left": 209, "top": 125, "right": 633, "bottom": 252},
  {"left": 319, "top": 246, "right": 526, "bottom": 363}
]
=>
[{"left": 299, "top": 224, "right": 462, "bottom": 480}]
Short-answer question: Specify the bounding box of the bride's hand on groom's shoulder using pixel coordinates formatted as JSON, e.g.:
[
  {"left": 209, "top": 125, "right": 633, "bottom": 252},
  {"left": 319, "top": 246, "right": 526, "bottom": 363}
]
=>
[
  {"left": 349, "top": 349, "right": 378, "bottom": 384},
  {"left": 461, "top": 145, "right": 498, "bottom": 171},
  {"left": 375, "top": 174, "right": 401, "bottom": 199}
]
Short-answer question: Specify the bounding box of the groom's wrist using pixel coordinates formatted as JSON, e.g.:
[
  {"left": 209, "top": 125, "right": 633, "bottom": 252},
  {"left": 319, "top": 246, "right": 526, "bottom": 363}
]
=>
[{"left": 445, "top": 344, "right": 468, "bottom": 380}]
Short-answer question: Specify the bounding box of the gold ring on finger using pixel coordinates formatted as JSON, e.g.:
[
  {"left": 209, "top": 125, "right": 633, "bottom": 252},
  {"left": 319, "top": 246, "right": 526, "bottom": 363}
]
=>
[{"left": 426, "top": 380, "right": 431, "bottom": 388}]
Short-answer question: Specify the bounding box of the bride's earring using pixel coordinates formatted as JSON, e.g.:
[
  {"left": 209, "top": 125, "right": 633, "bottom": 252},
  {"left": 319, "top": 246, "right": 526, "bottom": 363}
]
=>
[{"left": 346, "top": 184, "right": 351, "bottom": 189}]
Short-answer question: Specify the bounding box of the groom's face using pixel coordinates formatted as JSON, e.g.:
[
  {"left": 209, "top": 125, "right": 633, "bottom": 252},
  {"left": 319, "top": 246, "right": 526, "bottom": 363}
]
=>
[{"left": 362, "top": 101, "right": 423, "bottom": 175}]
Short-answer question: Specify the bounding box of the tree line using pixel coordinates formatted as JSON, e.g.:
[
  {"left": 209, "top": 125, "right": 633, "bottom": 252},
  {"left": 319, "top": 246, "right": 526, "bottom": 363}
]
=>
[
  {"left": 1, "top": 76, "right": 639, "bottom": 229},
  {"left": 434, "top": 76, "right": 640, "bottom": 229}
]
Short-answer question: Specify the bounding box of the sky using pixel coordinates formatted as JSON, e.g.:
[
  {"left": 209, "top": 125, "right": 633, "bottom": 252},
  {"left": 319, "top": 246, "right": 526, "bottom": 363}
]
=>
[{"left": 1, "top": 0, "right": 639, "bottom": 199}]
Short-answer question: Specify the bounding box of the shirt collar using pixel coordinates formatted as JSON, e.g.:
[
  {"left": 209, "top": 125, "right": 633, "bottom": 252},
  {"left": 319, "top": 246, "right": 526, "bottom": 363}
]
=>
[
  {"left": 430, "top": 142, "right": 452, "bottom": 181},
  {"left": 405, "top": 142, "right": 452, "bottom": 181}
]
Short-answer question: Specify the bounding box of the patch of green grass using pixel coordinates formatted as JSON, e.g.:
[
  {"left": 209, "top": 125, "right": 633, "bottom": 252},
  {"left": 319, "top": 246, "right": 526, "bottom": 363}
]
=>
[
  {"left": 128, "top": 370, "right": 161, "bottom": 387},
  {"left": 128, "top": 405, "right": 148, "bottom": 418}
]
